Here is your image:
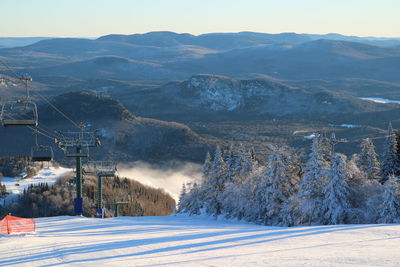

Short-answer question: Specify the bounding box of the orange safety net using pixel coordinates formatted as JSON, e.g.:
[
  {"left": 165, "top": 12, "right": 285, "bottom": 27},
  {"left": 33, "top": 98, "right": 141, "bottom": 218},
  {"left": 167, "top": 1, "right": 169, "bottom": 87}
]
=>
[{"left": 0, "top": 215, "right": 35, "bottom": 234}]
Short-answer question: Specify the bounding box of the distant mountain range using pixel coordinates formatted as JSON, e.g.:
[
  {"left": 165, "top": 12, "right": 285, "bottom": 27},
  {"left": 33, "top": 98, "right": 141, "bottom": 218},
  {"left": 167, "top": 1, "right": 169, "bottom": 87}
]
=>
[
  {"left": 1, "top": 31, "right": 399, "bottom": 84},
  {"left": 1, "top": 31, "right": 400, "bottom": 161},
  {"left": 0, "top": 37, "right": 51, "bottom": 48}
]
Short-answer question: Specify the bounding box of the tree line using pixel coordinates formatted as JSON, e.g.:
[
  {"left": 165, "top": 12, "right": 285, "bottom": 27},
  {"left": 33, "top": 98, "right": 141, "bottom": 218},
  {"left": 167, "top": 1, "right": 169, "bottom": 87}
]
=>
[
  {"left": 0, "top": 173, "right": 176, "bottom": 218},
  {"left": 178, "top": 123, "right": 400, "bottom": 225}
]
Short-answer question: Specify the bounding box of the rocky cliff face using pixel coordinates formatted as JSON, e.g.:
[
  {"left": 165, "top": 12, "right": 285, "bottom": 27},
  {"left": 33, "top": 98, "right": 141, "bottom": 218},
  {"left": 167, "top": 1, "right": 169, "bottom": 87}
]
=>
[{"left": 179, "top": 74, "right": 354, "bottom": 115}]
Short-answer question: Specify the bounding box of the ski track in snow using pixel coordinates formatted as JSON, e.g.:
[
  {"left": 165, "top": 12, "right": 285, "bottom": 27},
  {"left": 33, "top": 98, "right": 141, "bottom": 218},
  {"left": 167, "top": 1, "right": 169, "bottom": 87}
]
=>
[{"left": 0, "top": 215, "right": 399, "bottom": 266}]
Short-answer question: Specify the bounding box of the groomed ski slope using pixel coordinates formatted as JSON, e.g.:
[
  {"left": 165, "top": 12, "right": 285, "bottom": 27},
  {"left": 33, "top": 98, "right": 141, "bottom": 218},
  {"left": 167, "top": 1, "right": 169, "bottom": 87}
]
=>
[{"left": 0, "top": 215, "right": 399, "bottom": 266}]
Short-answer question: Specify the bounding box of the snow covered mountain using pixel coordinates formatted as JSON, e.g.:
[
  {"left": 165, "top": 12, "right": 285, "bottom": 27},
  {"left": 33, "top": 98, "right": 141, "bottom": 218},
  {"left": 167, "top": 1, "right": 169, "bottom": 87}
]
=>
[{"left": 125, "top": 74, "right": 383, "bottom": 120}]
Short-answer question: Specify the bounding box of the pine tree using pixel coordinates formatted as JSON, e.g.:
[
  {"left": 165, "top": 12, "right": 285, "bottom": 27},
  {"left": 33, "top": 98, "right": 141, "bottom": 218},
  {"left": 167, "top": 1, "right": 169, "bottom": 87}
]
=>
[
  {"left": 186, "top": 182, "right": 202, "bottom": 215},
  {"left": 204, "top": 146, "right": 227, "bottom": 216},
  {"left": 225, "top": 144, "right": 236, "bottom": 183},
  {"left": 381, "top": 123, "right": 399, "bottom": 181},
  {"left": 233, "top": 146, "right": 245, "bottom": 182},
  {"left": 202, "top": 151, "right": 213, "bottom": 180},
  {"left": 241, "top": 148, "right": 257, "bottom": 177},
  {"left": 323, "top": 153, "right": 351, "bottom": 224},
  {"left": 177, "top": 183, "right": 188, "bottom": 213},
  {"left": 298, "top": 133, "right": 330, "bottom": 224},
  {"left": 254, "top": 147, "right": 297, "bottom": 225},
  {"left": 379, "top": 175, "right": 400, "bottom": 223},
  {"left": 358, "top": 138, "right": 380, "bottom": 179},
  {"left": 320, "top": 132, "right": 332, "bottom": 162}
]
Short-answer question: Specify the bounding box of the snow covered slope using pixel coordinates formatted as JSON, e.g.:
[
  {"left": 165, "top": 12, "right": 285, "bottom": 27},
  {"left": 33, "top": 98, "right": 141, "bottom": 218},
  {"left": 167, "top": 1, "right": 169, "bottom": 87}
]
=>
[
  {"left": 1, "top": 167, "right": 72, "bottom": 204},
  {"left": 0, "top": 215, "right": 399, "bottom": 266}
]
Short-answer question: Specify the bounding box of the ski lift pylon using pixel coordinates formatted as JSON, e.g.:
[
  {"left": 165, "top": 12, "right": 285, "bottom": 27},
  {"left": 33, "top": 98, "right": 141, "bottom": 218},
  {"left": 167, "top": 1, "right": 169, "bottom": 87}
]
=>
[
  {"left": 55, "top": 128, "right": 100, "bottom": 158},
  {"left": 83, "top": 161, "right": 116, "bottom": 176}
]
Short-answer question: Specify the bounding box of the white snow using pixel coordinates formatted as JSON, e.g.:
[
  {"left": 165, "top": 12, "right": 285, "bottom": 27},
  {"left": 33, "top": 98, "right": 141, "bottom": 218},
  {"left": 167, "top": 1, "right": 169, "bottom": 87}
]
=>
[
  {"left": 329, "top": 124, "right": 361, "bottom": 128},
  {"left": 360, "top": 97, "right": 400, "bottom": 104},
  {"left": 304, "top": 134, "right": 316, "bottom": 140},
  {"left": 0, "top": 215, "right": 399, "bottom": 266},
  {"left": 1, "top": 167, "right": 72, "bottom": 204}
]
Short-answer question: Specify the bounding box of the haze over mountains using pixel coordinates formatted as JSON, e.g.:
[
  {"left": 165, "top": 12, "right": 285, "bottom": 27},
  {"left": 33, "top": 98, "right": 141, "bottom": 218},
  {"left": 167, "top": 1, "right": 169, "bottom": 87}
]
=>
[
  {"left": 1, "top": 31, "right": 400, "bottom": 161},
  {"left": 1, "top": 31, "right": 400, "bottom": 83}
]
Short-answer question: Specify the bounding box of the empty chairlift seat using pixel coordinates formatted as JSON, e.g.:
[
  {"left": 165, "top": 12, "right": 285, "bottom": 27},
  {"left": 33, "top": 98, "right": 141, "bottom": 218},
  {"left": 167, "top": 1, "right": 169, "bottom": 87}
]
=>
[
  {"left": 1, "top": 100, "right": 38, "bottom": 127},
  {"left": 31, "top": 145, "right": 54, "bottom": 162}
]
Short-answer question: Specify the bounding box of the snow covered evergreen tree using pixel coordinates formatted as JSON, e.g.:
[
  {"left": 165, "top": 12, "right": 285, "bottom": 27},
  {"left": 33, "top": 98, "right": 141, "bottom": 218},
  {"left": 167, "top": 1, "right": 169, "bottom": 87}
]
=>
[
  {"left": 240, "top": 148, "right": 258, "bottom": 178},
  {"left": 358, "top": 138, "right": 380, "bottom": 179},
  {"left": 204, "top": 146, "right": 227, "bottom": 216},
  {"left": 379, "top": 175, "right": 400, "bottom": 223},
  {"left": 323, "top": 153, "right": 351, "bottom": 224},
  {"left": 233, "top": 146, "right": 245, "bottom": 183},
  {"left": 254, "top": 147, "right": 298, "bottom": 225},
  {"left": 202, "top": 151, "right": 213, "bottom": 180},
  {"left": 225, "top": 144, "right": 236, "bottom": 184},
  {"left": 221, "top": 146, "right": 258, "bottom": 220},
  {"left": 298, "top": 134, "right": 330, "bottom": 224},
  {"left": 320, "top": 132, "right": 332, "bottom": 162},
  {"left": 185, "top": 182, "right": 202, "bottom": 215},
  {"left": 381, "top": 123, "right": 399, "bottom": 181},
  {"left": 177, "top": 183, "right": 188, "bottom": 213}
]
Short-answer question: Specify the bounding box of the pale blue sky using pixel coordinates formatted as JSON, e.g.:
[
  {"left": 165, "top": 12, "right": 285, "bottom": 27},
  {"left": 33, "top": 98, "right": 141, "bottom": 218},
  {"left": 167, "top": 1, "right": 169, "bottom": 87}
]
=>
[{"left": 1, "top": 0, "right": 399, "bottom": 37}]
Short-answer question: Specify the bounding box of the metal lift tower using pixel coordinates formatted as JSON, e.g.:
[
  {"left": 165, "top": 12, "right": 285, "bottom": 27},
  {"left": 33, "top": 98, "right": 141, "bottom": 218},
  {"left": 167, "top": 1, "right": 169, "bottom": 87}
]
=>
[
  {"left": 56, "top": 128, "right": 100, "bottom": 215},
  {"left": 83, "top": 161, "right": 116, "bottom": 218}
]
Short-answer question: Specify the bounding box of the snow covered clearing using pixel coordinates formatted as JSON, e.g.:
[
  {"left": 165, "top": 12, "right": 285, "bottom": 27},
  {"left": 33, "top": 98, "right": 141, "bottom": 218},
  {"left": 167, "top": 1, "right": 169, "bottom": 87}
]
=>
[
  {"left": 1, "top": 167, "right": 72, "bottom": 204},
  {"left": 328, "top": 124, "right": 361, "bottom": 128},
  {"left": 0, "top": 215, "right": 399, "bottom": 266}
]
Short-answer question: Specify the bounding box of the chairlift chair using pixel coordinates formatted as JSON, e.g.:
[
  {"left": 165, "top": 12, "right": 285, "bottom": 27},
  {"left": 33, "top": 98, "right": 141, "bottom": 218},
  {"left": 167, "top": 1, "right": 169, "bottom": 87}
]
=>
[
  {"left": 1, "top": 100, "right": 38, "bottom": 127},
  {"left": 31, "top": 145, "right": 54, "bottom": 162}
]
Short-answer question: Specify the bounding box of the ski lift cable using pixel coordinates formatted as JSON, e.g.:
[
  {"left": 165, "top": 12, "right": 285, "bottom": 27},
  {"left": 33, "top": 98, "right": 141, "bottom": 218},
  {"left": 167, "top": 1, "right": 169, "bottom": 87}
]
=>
[
  {"left": 0, "top": 59, "right": 81, "bottom": 130},
  {"left": 30, "top": 90, "right": 81, "bottom": 130},
  {"left": 35, "top": 123, "right": 63, "bottom": 139},
  {"left": 4, "top": 112, "right": 57, "bottom": 141},
  {"left": 32, "top": 125, "right": 60, "bottom": 140},
  {"left": 0, "top": 58, "right": 21, "bottom": 81},
  {"left": 5, "top": 110, "right": 62, "bottom": 139},
  {"left": 27, "top": 126, "right": 56, "bottom": 141}
]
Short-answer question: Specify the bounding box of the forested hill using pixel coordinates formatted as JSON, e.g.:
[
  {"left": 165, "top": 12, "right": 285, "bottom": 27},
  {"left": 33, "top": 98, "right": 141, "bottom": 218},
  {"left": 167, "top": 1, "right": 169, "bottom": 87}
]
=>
[
  {"left": 0, "top": 172, "right": 176, "bottom": 218},
  {"left": 0, "top": 91, "right": 213, "bottom": 163}
]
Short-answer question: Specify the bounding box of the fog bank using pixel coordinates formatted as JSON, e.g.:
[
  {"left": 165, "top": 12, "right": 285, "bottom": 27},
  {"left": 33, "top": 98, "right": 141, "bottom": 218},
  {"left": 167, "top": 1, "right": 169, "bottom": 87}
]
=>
[{"left": 117, "top": 161, "right": 202, "bottom": 201}]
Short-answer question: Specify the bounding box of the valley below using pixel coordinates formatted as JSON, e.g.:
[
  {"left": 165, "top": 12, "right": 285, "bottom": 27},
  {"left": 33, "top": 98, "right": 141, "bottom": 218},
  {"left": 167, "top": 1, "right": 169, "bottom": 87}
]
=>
[{"left": 1, "top": 31, "right": 400, "bottom": 163}]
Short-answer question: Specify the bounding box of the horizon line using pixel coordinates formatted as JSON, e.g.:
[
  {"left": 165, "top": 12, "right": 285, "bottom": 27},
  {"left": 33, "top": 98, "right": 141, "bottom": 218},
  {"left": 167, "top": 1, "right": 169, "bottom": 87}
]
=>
[{"left": 0, "top": 31, "right": 399, "bottom": 40}]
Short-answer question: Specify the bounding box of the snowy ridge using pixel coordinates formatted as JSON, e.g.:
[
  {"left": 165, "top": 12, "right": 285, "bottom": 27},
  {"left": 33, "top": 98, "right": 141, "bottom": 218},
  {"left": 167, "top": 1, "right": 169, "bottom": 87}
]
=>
[
  {"left": 182, "top": 74, "right": 354, "bottom": 114},
  {"left": 0, "top": 215, "right": 399, "bottom": 266},
  {"left": 186, "top": 74, "right": 291, "bottom": 111}
]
